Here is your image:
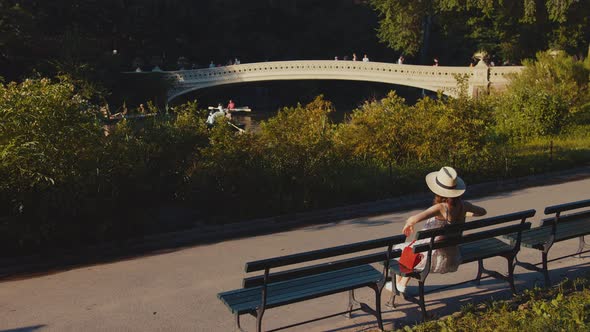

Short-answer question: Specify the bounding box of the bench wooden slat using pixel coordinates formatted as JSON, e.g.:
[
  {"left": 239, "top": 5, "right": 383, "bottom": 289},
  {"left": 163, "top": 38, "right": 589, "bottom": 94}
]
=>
[
  {"left": 219, "top": 265, "right": 382, "bottom": 314},
  {"left": 388, "top": 238, "right": 513, "bottom": 274},
  {"left": 517, "top": 228, "right": 551, "bottom": 248},
  {"left": 413, "top": 223, "right": 530, "bottom": 253},
  {"left": 461, "top": 222, "right": 531, "bottom": 245},
  {"left": 232, "top": 270, "right": 381, "bottom": 314},
  {"left": 511, "top": 219, "right": 590, "bottom": 241},
  {"left": 245, "top": 234, "right": 406, "bottom": 272},
  {"left": 410, "top": 235, "right": 510, "bottom": 258},
  {"left": 460, "top": 238, "right": 513, "bottom": 263},
  {"left": 220, "top": 264, "right": 377, "bottom": 303},
  {"left": 544, "top": 199, "right": 590, "bottom": 215},
  {"left": 460, "top": 237, "right": 511, "bottom": 253},
  {"left": 243, "top": 250, "right": 400, "bottom": 288},
  {"left": 415, "top": 209, "right": 535, "bottom": 240},
  {"left": 540, "top": 210, "right": 590, "bottom": 227},
  {"left": 504, "top": 218, "right": 590, "bottom": 248}
]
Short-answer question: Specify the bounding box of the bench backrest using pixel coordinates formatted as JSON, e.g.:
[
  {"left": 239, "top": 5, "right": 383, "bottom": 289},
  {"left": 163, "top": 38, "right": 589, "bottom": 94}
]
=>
[
  {"left": 243, "top": 234, "right": 406, "bottom": 288},
  {"left": 541, "top": 198, "right": 590, "bottom": 227},
  {"left": 413, "top": 209, "right": 535, "bottom": 254},
  {"left": 544, "top": 198, "right": 590, "bottom": 215}
]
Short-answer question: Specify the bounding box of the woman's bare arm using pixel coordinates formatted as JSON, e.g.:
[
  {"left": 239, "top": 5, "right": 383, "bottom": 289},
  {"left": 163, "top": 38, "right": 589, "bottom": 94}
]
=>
[
  {"left": 464, "top": 201, "right": 486, "bottom": 217},
  {"left": 402, "top": 204, "right": 443, "bottom": 236}
]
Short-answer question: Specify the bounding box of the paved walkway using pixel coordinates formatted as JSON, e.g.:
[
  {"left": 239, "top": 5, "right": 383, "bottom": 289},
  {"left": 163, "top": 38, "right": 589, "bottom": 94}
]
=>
[{"left": 1, "top": 177, "right": 589, "bottom": 332}]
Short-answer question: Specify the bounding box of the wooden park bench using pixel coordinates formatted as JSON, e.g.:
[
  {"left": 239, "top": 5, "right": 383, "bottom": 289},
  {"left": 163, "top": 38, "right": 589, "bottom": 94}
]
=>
[
  {"left": 217, "top": 234, "right": 405, "bottom": 332},
  {"left": 503, "top": 198, "right": 590, "bottom": 286},
  {"left": 387, "top": 209, "right": 535, "bottom": 320}
]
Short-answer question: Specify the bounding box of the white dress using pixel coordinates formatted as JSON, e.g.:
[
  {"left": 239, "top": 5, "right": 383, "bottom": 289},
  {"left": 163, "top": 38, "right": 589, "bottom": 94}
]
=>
[{"left": 394, "top": 212, "right": 462, "bottom": 274}]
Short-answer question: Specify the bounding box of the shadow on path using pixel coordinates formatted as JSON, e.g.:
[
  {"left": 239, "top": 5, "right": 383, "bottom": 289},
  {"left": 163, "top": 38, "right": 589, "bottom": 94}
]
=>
[
  {"left": 0, "top": 325, "right": 46, "bottom": 332},
  {"left": 319, "top": 259, "right": 590, "bottom": 331}
]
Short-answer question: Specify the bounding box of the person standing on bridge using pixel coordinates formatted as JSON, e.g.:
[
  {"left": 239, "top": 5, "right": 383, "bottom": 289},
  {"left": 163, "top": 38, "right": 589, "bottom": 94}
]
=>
[
  {"left": 352, "top": 53, "right": 357, "bottom": 61},
  {"left": 385, "top": 166, "right": 487, "bottom": 294},
  {"left": 362, "top": 54, "right": 369, "bottom": 62}
]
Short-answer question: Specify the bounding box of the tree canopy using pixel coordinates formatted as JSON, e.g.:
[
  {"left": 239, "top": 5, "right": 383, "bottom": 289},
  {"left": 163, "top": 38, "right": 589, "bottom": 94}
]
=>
[{"left": 370, "top": 0, "right": 590, "bottom": 63}]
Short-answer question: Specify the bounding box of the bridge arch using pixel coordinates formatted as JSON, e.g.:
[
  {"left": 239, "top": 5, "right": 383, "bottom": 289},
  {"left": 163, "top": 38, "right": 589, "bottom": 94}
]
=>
[{"left": 130, "top": 60, "right": 523, "bottom": 103}]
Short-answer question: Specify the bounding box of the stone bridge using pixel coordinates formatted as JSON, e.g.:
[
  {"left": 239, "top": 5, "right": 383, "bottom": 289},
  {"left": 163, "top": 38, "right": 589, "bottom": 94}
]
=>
[{"left": 133, "top": 60, "right": 524, "bottom": 103}]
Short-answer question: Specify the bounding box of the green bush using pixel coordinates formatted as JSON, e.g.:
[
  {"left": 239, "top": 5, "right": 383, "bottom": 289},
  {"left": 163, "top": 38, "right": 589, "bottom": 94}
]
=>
[
  {"left": 0, "top": 80, "right": 211, "bottom": 253},
  {"left": 494, "top": 51, "right": 590, "bottom": 140},
  {"left": 2, "top": 50, "right": 590, "bottom": 256},
  {"left": 0, "top": 78, "right": 105, "bottom": 249},
  {"left": 396, "top": 277, "right": 590, "bottom": 332}
]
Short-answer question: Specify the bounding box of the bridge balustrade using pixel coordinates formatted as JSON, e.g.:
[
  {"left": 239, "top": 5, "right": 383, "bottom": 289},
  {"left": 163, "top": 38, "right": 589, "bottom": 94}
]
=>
[{"left": 127, "top": 60, "right": 524, "bottom": 102}]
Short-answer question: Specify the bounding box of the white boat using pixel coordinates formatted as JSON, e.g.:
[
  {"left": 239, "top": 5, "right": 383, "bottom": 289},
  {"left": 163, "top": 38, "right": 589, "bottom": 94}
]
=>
[{"left": 208, "top": 106, "right": 252, "bottom": 113}]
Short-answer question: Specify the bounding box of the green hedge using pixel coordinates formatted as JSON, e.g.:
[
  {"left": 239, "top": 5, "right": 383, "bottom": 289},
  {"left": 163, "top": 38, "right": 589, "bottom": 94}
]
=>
[
  {"left": 397, "top": 277, "right": 590, "bottom": 332},
  {"left": 1, "top": 52, "right": 590, "bottom": 255}
]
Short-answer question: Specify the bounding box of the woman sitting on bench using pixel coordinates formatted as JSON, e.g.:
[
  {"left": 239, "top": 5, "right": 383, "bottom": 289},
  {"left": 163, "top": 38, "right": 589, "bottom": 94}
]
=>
[{"left": 387, "top": 166, "right": 487, "bottom": 293}]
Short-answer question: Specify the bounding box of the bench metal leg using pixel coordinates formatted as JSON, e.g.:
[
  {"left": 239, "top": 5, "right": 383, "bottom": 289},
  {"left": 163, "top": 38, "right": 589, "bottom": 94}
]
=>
[
  {"left": 418, "top": 281, "right": 427, "bottom": 322},
  {"left": 255, "top": 307, "right": 265, "bottom": 332},
  {"left": 372, "top": 286, "right": 384, "bottom": 331},
  {"left": 386, "top": 274, "right": 397, "bottom": 308},
  {"left": 475, "top": 259, "right": 483, "bottom": 285},
  {"left": 507, "top": 256, "right": 517, "bottom": 295},
  {"left": 386, "top": 290, "right": 397, "bottom": 308},
  {"left": 577, "top": 236, "right": 587, "bottom": 258},
  {"left": 345, "top": 289, "right": 360, "bottom": 318},
  {"left": 235, "top": 314, "right": 245, "bottom": 332},
  {"left": 347, "top": 286, "right": 384, "bottom": 331},
  {"left": 514, "top": 250, "right": 552, "bottom": 288},
  {"left": 542, "top": 251, "right": 551, "bottom": 287}
]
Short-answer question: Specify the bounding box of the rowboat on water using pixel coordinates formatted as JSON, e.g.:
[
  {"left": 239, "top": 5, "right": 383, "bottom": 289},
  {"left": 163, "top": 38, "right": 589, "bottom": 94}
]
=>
[
  {"left": 207, "top": 106, "right": 252, "bottom": 113},
  {"left": 206, "top": 107, "right": 246, "bottom": 132},
  {"left": 100, "top": 106, "right": 157, "bottom": 123}
]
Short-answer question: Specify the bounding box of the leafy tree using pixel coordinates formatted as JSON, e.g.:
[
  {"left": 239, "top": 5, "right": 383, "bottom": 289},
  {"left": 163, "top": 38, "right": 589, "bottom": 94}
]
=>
[
  {"left": 0, "top": 77, "right": 104, "bottom": 249},
  {"left": 0, "top": 1, "right": 35, "bottom": 78},
  {"left": 0, "top": 78, "right": 101, "bottom": 200},
  {"left": 494, "top": 51, "right": 590, "bottom": 140},
  {"left": 370, "top": 0, "right": 590, "bottom": 63},
  {"left": 190, "top": 118, "right": 266, "bottom": 218},
  {"left": 336, "top": 91, "right": 411, "bottom": 165},
  {"left": 257, "top": 96, "right": 336, "bottom": 210}
]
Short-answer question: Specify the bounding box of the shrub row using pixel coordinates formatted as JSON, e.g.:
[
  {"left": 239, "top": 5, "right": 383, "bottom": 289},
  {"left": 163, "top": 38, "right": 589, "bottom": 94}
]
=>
[
  {"left": 397, "top": 276, "right": 590, "bottom": 331},
  {"left": 1, "top": 52, "right": 589, "bottom": 255}
]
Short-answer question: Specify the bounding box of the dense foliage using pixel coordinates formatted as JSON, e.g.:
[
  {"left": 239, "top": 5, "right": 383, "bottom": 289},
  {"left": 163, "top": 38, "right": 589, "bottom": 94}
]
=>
[
  {"left": 0, "top": 1, "right": 388, "bottom": 91},
  {"left": 1, "top": 52, "right": 589, "bottom": 255},
  {"left": 494, "top": 51, "right": 590, "bottom": 139},
  {"left": 0, "top": 81, "right": 209, "bottom": 252},
  {"left": 2, "top": 0, "right": 588, "bottom": 95},
  {"left": 370, "top": 0, "right": 590, "bottom": 63},
  {"left": 396, "top": 277, "right": 590, "bottom": 332}
]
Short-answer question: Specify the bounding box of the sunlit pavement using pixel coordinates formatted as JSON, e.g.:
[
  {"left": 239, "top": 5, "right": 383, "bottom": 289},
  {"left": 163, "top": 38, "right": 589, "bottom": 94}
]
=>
[{"left": 1, "top": 177, "right": 589, "bottom": 332}]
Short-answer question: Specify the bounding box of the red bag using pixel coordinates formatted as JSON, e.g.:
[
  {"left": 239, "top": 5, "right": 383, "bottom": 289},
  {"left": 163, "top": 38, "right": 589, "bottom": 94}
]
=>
[{"left": 399, "top": 240, "right": 423, "bottom": 270}]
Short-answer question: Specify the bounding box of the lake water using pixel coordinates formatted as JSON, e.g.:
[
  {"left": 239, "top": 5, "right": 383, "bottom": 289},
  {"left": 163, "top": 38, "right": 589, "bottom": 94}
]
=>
[{"left": 182, "top": 80, "right": 426, "bottom": 132}]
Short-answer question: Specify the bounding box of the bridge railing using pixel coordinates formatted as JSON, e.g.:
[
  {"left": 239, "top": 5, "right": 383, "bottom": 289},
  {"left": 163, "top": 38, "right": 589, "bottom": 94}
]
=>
[
  {"left": 151, "top": 60, "right": 524, "bottom": 101},
  {"left": 162, "top": 60, "right": 479, "bottom": 83},
  {"left": 489, "top": 66, "right": 522, "bottom": 84}
]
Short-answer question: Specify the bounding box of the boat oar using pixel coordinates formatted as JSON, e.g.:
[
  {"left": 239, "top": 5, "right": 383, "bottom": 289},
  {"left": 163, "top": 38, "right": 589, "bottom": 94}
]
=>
[{"left": 227, "top": 121, "right": 245, "bottom": 133}]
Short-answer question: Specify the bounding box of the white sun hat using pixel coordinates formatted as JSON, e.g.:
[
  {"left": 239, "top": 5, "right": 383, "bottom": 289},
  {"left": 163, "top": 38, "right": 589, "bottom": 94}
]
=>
[{"left": 425, "top": 166, "right": 466, "bottom": 198}]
